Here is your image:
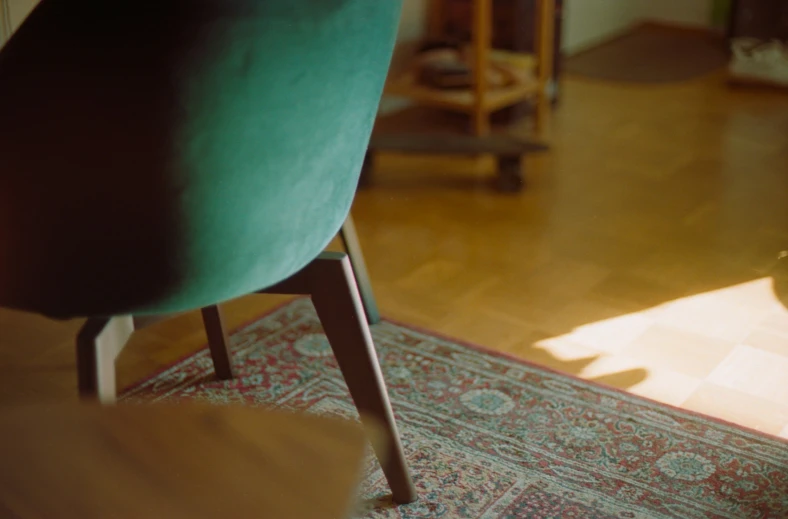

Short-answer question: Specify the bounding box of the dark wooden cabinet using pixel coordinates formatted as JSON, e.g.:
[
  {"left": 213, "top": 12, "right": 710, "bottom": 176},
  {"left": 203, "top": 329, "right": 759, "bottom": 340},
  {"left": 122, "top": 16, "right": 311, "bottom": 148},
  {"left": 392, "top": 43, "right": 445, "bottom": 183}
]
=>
[{"left": 729, "top": 0, "right": 788, "bottom": 39}]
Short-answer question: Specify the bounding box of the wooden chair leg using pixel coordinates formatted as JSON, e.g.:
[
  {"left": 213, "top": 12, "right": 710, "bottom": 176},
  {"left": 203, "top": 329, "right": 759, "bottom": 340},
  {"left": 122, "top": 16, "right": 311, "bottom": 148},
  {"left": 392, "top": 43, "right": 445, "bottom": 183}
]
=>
[
  {"left": 339, "top": 215, "right": 381, "bottom": 325},
  {"left": 309, "top": 254, "right": 417, "bottom": 504},
  {"left": 76, "top": 316, "right": 134, "bottom": 404},
  {"left": 201, "top": 305, "right": 236, "bottom": 380}
]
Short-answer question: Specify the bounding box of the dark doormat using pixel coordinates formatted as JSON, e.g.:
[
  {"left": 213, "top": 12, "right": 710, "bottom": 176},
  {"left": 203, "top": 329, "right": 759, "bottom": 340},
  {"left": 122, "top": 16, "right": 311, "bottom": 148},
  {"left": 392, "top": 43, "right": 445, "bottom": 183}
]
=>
[{"left": 565, "top": 24, "right": 729, "bottom": 83}]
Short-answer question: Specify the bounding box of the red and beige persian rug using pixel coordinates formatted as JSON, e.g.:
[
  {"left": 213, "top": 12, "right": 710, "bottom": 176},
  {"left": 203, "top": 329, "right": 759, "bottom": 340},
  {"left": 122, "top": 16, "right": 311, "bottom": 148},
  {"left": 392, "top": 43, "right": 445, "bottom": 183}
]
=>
[{"left": 122, "top": 299, "right": 788, "bottom": 518}]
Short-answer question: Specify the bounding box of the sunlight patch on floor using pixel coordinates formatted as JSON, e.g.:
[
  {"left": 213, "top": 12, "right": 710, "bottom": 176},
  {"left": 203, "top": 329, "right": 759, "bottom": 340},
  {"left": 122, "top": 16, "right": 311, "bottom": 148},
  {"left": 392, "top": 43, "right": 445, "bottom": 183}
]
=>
[{"left": 534, "top": 278, "right": 788, "bottom": 418}]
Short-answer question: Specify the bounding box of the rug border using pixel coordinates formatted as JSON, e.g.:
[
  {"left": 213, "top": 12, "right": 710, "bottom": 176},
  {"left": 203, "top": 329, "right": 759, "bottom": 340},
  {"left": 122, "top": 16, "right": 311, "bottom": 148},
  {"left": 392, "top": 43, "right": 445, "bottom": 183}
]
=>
[{"left": 121, "top": 299, "right": 788, "bottom": 445}]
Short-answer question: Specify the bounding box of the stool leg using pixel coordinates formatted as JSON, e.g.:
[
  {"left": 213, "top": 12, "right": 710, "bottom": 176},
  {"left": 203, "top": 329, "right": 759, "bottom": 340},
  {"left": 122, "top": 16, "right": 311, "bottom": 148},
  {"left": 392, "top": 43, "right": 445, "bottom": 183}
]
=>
[
  {"left": 339, "top": 216, "right": 381, "bottom": 324},
  {"left": 495, "top": 155, "right": 525, "bottom": 192},
  {"left": 76, "top": 316, "right": 134, "bottom": 404},
  {"left": 201, "top": 305, "right": 236, "bottom": 380}
]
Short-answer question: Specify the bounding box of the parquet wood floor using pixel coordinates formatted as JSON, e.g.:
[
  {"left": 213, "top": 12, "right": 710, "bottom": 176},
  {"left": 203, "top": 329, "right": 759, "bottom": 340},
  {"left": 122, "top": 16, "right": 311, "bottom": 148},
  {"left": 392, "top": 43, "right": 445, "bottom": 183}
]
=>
[{"left": 2, "top": 70, "right": 787, "bottom": 436}]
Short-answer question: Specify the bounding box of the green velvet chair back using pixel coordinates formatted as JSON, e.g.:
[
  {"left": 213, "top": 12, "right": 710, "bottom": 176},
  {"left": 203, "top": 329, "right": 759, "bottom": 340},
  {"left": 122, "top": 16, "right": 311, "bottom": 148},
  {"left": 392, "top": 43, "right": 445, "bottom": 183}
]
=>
[{"left": 0, "top": 0, "right": 401, "bottom": 318}]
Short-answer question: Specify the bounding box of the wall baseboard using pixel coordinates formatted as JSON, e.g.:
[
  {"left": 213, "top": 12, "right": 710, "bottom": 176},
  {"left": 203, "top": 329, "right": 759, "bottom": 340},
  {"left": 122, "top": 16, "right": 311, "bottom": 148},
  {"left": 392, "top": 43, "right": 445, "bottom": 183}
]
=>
[
  {"left": 564, "top": 19, "right": 722, "bottom": 58},
  {"left": 563, "top": 25, "right": 635, "bottom": 57},
  {"left": 638, "top": 20, "right": 721, "bottom": 37}
]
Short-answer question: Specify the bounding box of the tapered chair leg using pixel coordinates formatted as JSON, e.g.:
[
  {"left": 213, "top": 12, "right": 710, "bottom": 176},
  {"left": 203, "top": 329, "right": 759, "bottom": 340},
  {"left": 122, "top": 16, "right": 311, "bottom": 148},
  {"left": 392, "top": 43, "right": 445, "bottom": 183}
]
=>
[
  {"left": 201, "top": 305, "right": 236, "bottom": 380},
  {"left": 76, "top": 316, "right": 134, "bottom": 404},
  {"left": 309, "top": 254, "right": 417, "bottom": 504},
  {"left": 75, "top": 253, "right": 414, "bottom": 502},
  {"left": 339, "top": 215, "right": 381, "bottom": 325}
]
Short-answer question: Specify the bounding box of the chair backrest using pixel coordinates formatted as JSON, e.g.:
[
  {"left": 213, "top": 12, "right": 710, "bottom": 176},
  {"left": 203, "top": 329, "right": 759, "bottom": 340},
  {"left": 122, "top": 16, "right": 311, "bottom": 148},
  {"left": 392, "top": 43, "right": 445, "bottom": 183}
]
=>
[{"left": 0, "top": 0, "right": 401, "bottom": 318}]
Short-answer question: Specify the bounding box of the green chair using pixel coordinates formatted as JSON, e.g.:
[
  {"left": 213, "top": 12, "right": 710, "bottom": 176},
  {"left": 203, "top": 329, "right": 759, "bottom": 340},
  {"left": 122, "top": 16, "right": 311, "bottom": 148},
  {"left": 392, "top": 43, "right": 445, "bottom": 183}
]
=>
[{"left": 0, "top": 0, "right": 415, "bottom": 504}]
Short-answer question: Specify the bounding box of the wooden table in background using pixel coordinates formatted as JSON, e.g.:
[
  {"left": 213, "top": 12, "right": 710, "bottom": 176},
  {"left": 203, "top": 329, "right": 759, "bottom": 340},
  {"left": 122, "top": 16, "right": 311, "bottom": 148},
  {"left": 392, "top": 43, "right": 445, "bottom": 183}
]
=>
[{"left": 0, "top": 403, "right": 379, "bottom": 519}]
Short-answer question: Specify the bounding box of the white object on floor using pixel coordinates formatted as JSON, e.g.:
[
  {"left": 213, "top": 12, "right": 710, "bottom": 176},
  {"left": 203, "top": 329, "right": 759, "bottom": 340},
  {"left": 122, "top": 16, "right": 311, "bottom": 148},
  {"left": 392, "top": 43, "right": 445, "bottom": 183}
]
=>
[{"left": 729, "top": 38, "right": 788, "bottom": 87}]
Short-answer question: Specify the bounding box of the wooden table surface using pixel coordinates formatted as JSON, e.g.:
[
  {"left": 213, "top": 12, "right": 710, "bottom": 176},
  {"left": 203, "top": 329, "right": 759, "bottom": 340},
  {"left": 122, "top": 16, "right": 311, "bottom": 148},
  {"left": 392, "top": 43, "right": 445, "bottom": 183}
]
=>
[{"left": 0, "top": 403, "right": 377, "bottom": 519}]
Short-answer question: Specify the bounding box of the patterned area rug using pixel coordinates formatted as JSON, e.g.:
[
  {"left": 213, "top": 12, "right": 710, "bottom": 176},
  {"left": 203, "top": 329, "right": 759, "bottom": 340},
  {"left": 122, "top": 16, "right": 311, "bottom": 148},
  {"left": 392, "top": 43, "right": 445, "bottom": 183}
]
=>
[{"left": 122, "top": 299, "right": 788, "bottom": 518}]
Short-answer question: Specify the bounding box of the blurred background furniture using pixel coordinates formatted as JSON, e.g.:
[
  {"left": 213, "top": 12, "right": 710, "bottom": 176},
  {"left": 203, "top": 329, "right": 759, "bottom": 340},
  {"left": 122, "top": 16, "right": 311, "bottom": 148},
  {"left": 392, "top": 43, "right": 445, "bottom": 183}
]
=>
[
  {"left": 1, "top": 403, "right": 379, "bottom": 519},
  {"left": 0, "top": 0, "right": 414, "bottom": 504},
  {"left": 434, "top": 0, "right": 565, "bottom": 117},
  {"left": 363, "top": 0, "right": 556, "bottom": 192},
  {"left": 387, "top": 0, "right": 557, "bottom": 136}
]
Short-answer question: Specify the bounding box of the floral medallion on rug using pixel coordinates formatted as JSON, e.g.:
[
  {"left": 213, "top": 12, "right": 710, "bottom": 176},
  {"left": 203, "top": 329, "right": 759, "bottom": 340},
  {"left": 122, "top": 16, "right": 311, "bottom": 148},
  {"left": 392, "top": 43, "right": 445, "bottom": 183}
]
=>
[{"left": 121, "top": 299, "right": 788, "bottom": 519}]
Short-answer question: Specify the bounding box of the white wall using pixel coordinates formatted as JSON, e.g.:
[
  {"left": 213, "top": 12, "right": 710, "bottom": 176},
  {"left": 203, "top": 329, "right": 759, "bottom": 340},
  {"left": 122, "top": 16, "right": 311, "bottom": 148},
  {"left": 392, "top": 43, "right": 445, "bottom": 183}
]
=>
[
  {"left": 6, "top": 0, "right": 36, "bottom": 31},
  {"left": 564, "top": 0, "right": 714, "bottom": 54},
  {"left": 1, "top": 0, "right": 35, "bottom": 47},
  {"left": 641, "top": 0, "right": 714, "bottom": 28},
  {"left": 399, "top": 0, "right": 428, "bottom": 43},
  {"left": 562, "top": 0, "right": 641, "bottom": 54}
]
